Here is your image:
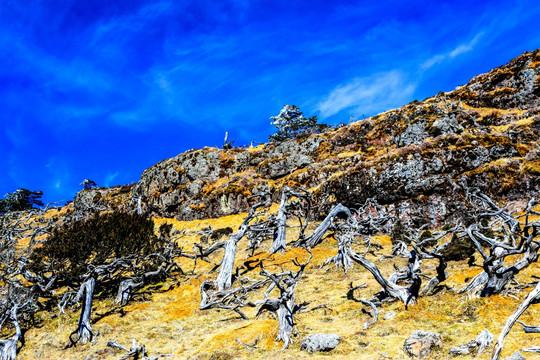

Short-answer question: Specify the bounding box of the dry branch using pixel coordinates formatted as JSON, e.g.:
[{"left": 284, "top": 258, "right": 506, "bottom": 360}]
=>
[{"left": 491, "top": 281, "right": 540, "bottom": 360}]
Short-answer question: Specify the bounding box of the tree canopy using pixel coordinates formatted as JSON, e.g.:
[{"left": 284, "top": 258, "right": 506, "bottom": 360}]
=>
[
  {"left": 269, "top": 105, "right": 327, "bottom": 141},
  {"left": 0, "top": 188, "right": 44, "bottom": 214}
]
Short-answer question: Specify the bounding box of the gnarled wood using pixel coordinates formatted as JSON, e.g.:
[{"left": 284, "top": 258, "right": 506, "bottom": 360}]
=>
[
  {"left": 297, "top": 204, "right": 354, "bottom": 249},
  {"left": 216, "top": 225, "right": 248, "bottom": 291},
  {"left": 349, "top": 251, "right": 409, "bottom": 304},
  {"left": 0, "top": 304, "right": 22, "bottom": 360},
  {"left": 258, "top": 251, "right": 312, "bottom": 349},
  {"left": 491, "top": 281, "right": 540, "bottom": 360},
  {"left": 269, "top": 187, "right": 310, "bottom": 254},
  {"left": 68, "top": 277, "right": 96, "bottom": 346}
]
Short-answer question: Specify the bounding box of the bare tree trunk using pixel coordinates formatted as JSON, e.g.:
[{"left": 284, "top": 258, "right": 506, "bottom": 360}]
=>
[
  {"left": 70, "top": 277, "right": 96, "bottom": 346},
  {"left": 297, "top": 204, "right": 353, "bottom": 249},
  {"left": 0, "top": 304, "right": 21, "bottom": 360},
  {"left": 420, "top": 257, "right": 448, "bottom": 296},
  {"left": 321, "top": 235, "right": 353, "bottom": 272},
  {"left": 491, "top": 281, "right": 540, "bottom": 360},
  {"left": 276, "top": 289, "right": 296, "bottom": 349},
  {"left": 269, "top": 191, "right": 288, "bottom": 254},
  {"left": 115, "top": 278, "right": 144, "bottom": 306},
  {"left": 349, "top": 251, "right": 409, "bottom": 304},
  {"left": 216, "top": 226, "right": 247, "bottom": 291},
  {"left": 258, "top": 252, "right": 312, "bottom": 349},
  {"left": 456, "top": 271, "right": 489, "bottom": 297},
  {"left": 269, "top": 187, "right": 310, "bottom": 254}
]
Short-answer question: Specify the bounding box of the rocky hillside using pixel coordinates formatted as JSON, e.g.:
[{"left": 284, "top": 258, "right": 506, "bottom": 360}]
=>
[
  {"left": 9, "top": 49, "right": 540, "bottom": 360},
  {"left": 76, "top": 50, "right": 540, "bottom": 227}
]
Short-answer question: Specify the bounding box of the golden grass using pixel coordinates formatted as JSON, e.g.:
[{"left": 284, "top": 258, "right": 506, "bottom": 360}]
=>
[{"left": 10, "top": 206, "right": 540, "bottom": 360}]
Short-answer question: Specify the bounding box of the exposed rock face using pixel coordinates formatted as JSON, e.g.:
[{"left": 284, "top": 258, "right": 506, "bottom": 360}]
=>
[
  {"left": 404, "top": 330, "right": 443, "bottom": 358},
  {"left": 74, "top": 185, "right": 133, "bottom": 214},
  {"left": 452, "top": 52, "right": 540, "bottom": 110},
  {"left": 74, "top": 50, "right": 540, "bottom": 225},
  {"left": 394, "top": 121, "right": 429, "bottom": 147},
  {"left": 300, "top": 333, "right": 340, "bottom": 353}
]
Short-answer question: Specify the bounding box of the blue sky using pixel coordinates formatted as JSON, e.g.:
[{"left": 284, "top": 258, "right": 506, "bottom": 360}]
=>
[{"left": 1, "top": 0, "right": 539, "bottom": 204}]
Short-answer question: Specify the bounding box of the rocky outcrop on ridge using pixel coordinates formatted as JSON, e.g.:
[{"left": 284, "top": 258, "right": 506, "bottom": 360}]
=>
[{"left": 75, "top": 50, "right": 540, "bottom": 226}]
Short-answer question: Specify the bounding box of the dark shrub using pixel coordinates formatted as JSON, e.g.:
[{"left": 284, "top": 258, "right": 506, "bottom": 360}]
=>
[{"left": 30, "top": 212, "right": 163, "bottom": 283}]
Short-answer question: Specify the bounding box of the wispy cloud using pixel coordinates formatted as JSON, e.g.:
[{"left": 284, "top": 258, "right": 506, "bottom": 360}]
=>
[
  {"left": 104, "top": 172, "right": 120, "bottom": 187},
  {"left": 421, "top": 32, "right": 483, "bottom": 70},
  {"left": 316, "top": 71, "right": 417, "bottom": 118}
]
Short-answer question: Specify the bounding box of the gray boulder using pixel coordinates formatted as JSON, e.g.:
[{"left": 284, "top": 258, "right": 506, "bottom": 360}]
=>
[
  {"left": 404, "top": 330, "right": 443, "bottom": 358},
  {"left": 504, "top": 351, "right": 526, "bottom": 360},
  {"left": 301, "top": 333, "right": 340, "bottom": 353},
  {"left": 431, "top": 116, "right": 464, "bottom": 135}
]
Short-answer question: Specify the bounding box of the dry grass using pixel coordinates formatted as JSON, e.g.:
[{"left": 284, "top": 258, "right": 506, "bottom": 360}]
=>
[{"left": 13, "top": 209, "right": 540, "bottom": 360}]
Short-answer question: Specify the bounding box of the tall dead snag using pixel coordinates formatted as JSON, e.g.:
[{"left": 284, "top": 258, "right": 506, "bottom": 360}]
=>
[
  {"left": 215, "top": 193, "right": 271, "bottom": 291},
  {"left": 458, "top": 191, "right": 540, "bottom": 297},
  {"left": 68, "top": 277, "right": 96, "bottom": 346},
  {"left": 257, "top": 251, "right": 312, "bottom": 349},
  {"left": 491, "top": 280, "right": 540, "bottom": 360},
  {"left": 216, "top": 225, "right": 250, "bottom": 291},
  {"left": 0, "top": 304, "right": 23, "bottom": 360},
  {"left": 269, "top": 187, "right": 310, "bottom": 254}
]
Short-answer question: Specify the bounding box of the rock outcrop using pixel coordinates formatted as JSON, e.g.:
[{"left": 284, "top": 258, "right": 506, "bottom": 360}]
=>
[
  {"left": 300, "top": 333, "right": 340, "bottom": 353},
  {"left": 74, "top": 50, "right": 540, "bottom": 226},
  {"left": 404, "top": 330, "right": 443, "bottom": 358}
]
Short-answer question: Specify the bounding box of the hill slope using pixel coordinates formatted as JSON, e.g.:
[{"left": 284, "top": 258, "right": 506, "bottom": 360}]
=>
[
  {"left": 6, "top": 50, "right": 540, "bottom": 360},
  {"left": 77, "top": 50, "right": 540, "bottom": 228}
]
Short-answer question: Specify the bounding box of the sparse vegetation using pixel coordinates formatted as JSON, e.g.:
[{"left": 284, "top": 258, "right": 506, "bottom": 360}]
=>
[{"left": 1, "top": 49, "right": 540, "bottom": 360}]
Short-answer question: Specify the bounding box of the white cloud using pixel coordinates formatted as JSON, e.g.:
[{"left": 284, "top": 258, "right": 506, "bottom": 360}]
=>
[
  {"left": 316, "top": 71, "right": 416, "bottom": 118},
  {"left": 104, "top": 172, "right": 120, "bottom": 187},
  {"left": 421, "top": 32, "right": 483, "bottom": 70}
]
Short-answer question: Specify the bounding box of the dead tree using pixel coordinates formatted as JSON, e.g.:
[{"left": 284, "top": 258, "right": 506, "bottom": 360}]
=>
[
  {"left": 199, "top": 277, "right": 270, "bottom": 319},
  {"left": 321, "top": 234, "right": 354, "bottom": 272},
  {"left": 350, "top": 250, "right": 411, "bottom": 304},
  {"left": 269, "top": 187, "right": 310, "bottom": 254},
  {"left": 491, "top": 280, "right": 540, "bottom": 360},
  {"left": 449, "top": 329, "right": 494, "bottom": 357},
  {"left": 107, "top": 339, "right": 171, "bottom": 360},
  {"left": 115, "top": 241, "right": 184, "bottom": 306},
  {"left": 457, "top": 191, "right": 539, "bottom": 297},
  {"left": 257, "top": 251, "right": 312, "bottom": 349},
  {"left": 516, "top": 320, "right": 540, "bottom": 333},
  {"left": 66, "top": 277, "right": 96, "bottom": 346},
  {"left": 0, "top": 209, "right": 56, "bottom": 359},
  {"left": 308, "top": 201, "right": 414, "bottom": 305},
  {"left": 295, "top": 204, "right": 353, "bottom": 249},
  {"left": 215, "top": 193, "right": 271, "bottom": 291},
  {"left": 216, "top": 225, "right": 250, "bottom": 291},
  {"left": 0, "top": 304, "right": 23, "bottom": 360}
]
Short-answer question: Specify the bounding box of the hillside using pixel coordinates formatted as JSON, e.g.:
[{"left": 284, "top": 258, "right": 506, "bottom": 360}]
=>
[
  {"left": 76, "top": 50, "right": 540, "bottom": 229},
  {"left": 1, "top": 50, "right": 540, "bottom": 360}
]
